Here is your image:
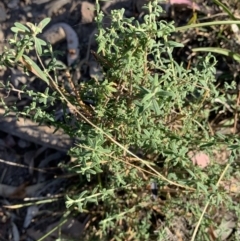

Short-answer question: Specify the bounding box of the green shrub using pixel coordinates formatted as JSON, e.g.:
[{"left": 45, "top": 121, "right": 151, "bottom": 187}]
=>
[{"left": 0, "top": 1, "right": 239, "bottom": 240}]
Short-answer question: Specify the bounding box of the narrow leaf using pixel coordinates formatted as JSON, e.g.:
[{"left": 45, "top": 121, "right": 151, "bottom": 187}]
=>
[
  {"left": 38, "top": 18, "right": 51, "bottom": 31},
  {"left": 14, "top": 22, "right": 30, "bottom": 32},
  {"left": 15, "top": 48, "right": 25, "bottom": 62},
  {"left": 213, "top": 0, "right": 236, "bottom": 20},
  {"left": 35, "top": 38, "right": 42, "bottom": 55},
  {"left": 36, "top": 37, "right": 47, "bottom": 46},
  {"left": 152, "top": 99, "right": 161, "bottom": 115},
  {"left": 192, "top": 47, "right": 240, "bottom": 63},
  {"left": 176, "top": 20, "right": 240, "bottom": 31},
  {"left": 157, "top": 90, "right": 174, "bottom": 97},
  {"left": 142, "top": 93, "right": 154, "bottom": 103},
  {"left": 11, "top": 27, "right": 23, "bottom": 34},
  {"left": 21, "top": 55, "right": 49, "bottom": 84}
]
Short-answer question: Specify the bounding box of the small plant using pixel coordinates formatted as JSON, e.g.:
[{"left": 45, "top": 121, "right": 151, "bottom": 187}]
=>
[{"left": 0, "top": 1, "right": 239, "bottom": 240}]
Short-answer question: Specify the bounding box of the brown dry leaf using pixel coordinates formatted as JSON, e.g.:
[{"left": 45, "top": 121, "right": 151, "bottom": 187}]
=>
[
  {"left": 81, "top": 1, "right": 95, "bottom": 24},
  {"left": 0, "top": 183, "right": 20, "bottom": 198},
  {"left": 9, "top": 182, "right": 29, "bottom": 199},
  {"left": 0, "top": 182, "right": 46, "bottom": 199},
  {"left": 25, "top": 182, "right": 47, "bottom": 196}
]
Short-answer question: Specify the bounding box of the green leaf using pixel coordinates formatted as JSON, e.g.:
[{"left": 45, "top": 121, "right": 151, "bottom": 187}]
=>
[
  {"left": 78, "top": 190, "right": 88, "bottom": 199},
  {"left": 11, "top": 27, "right": 22, "bottom": 34},
  {"left": 213, "top": 0, "right": 236, "bottom": 20},
  {"left": 38, "top": 18, "right": 51, "bottom": 31},
  {"left": 167, "top": 41, "right": 184, "bottom": 48},
  {"left": 14, "top": 22, "right": 30, "bottom": 32},
  {"left": 77, "top": 203, "right": 83, "bottom": 212},
  {"left": 26, "top": 22, "right": 36, "bottom": 33},
  {"left": 44, "top": 87, "right": 49, "bottom": 95},
  {"left": 192, "top": 47, "right": 240, "bottom": 63},
  {"left": 142, "top": 93, "right": 154, "bottom": 103},
  {"left": 228, "top": 144, "right": 239, "bottom": 150},
  {"left": 36, "top": 37, "right": 47, "bottom": 46},
  {"left": 106, "top": 82, "right": 117, "bottom": 93},
  {"left": 177, "top": 20, "right": 240, "bottom": 32},
  {"left": 152, "top": 98, "right": 161, "bottom": 115},
  {"left": 15, "top": 47, "right": 25, "bottom": 62},
  {"left": 35, "top": 37, "right": 43, "bottom": 55},
  {"left": 156, "top": 90, "right": 174, "bottom": 97},
  {"left": 22, "top": 54, "right": 49, "bottom": 84}
]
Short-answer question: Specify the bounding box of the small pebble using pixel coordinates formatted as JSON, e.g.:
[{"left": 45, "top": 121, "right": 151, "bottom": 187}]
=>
[
  {"left": 18, "top": 139, "right": 30, "bottom": 148},
  {"left": 7, "top": 0, "right": 19, "bottom": 9}
]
